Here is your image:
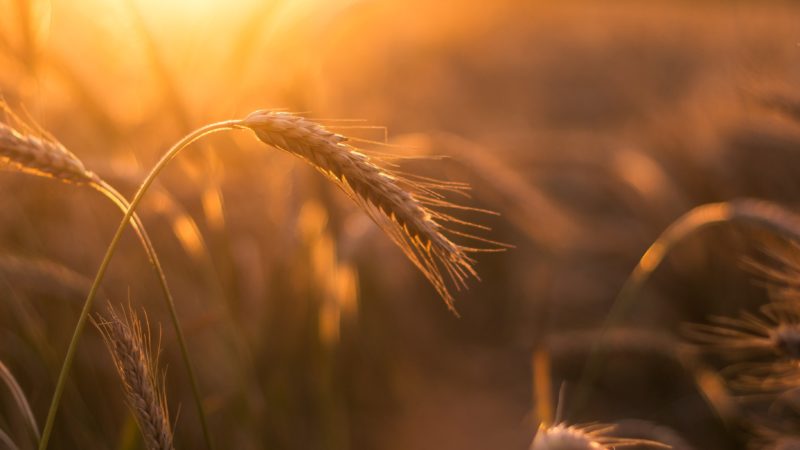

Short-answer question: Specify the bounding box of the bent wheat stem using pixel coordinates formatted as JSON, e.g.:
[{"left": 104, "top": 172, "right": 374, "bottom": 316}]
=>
[
  {"left": 573, "top": 198, "right": 800, "bottom": 415},
  {"left": 89, "top": 180, "right": 215, "bottom": 450},
  {"left": 39, "top": 120, "right": 241, "bottom": 450},
  {"left": 0, "top": 109, "right": 211, "bottom": 449}
]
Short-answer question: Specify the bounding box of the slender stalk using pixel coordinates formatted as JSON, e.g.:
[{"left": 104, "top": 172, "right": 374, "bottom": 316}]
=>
[
  {"left": 91, "top": 180, "right": 214, "bottom": 450},
  {"left": 571, "top": 198, "right": 800, "bottom": 415},
  {"left": 39, "top": 120, "right": 242, "bottom": 450}
]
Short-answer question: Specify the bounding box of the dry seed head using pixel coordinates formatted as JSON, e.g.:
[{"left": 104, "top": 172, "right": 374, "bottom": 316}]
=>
[
  {"left": 728, "top": 359, "right": 800, "bottom": 393},
  {"left": 243, "top": 110, "right": 506, "bottom": 312},
  {"left": 531, "top": 423, "right": 669, "bottom": 450},
  {"left": 0, "top": 119, "right": 97, "bottom": 185},
  {"left": 744, "top": 241, "right": 800, "bottom": 304},
  {"left": 684, "top": 301, "right": 800, "bottom": 393},
  {"left": 95, "top": 305, "right": 174, "bottom": 450},
  {"left": 684, "top": 302, "right": 800, "bottom": 358}
]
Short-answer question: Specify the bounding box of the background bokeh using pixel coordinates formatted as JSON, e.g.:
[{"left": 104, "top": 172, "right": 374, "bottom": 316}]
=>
[{"left": 2, "top": 1, "right": 800, "bottom": 449}]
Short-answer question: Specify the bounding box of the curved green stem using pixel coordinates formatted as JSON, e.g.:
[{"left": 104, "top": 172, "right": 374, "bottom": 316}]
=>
[
  {"left": 571, "top": 198, "right": 800, "bottom": 415},
  {"left": 39, "top": 120, "right": 242, "bottom": 450}
]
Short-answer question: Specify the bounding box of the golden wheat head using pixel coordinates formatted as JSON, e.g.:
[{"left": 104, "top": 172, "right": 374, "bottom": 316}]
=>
[
  {"left": 0, "top": 112, "right": 96, "bottom": 185},
  {"left": 95, "top": 305, "right": 174, "bottom": 450},
  {"left": 242, "top": 110, "right": 507, "bottom": 312}
]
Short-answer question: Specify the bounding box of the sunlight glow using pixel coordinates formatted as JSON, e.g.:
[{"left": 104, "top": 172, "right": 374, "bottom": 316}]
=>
[{"left": 131, "top": 0, "right": 254, "bottom": 21}]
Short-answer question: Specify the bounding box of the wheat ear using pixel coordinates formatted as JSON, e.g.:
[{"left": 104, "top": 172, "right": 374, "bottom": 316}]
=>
[
  {"left": 0, "top": 119, "right": 98, "bottom": 184},
  {"left": 95, "top": 305, "right": 174, "bottom": 450},
  {"left": 243, "top": 111, "right": 507, "bottom": 312}
]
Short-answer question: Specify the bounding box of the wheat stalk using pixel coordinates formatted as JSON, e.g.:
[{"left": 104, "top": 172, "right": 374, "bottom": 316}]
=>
[
  {"left": 95, "top": 305, "right": 174, "bottom": 450},
  {"left": 39, "top": 119, "right": 240, "bottom": 450},
  {"left": 242, "top": 110, "right": 506, "bottom": 312},
  {"left": 0, "top": 108, "right": 211, "bottom": 450}
]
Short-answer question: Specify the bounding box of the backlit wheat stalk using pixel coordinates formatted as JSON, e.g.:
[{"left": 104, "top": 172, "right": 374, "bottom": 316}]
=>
[
  {"left": 95, "top": 305, "right": 174, "bottom": 450},
  {"left": 0, "top": 107, "right": 211, "bottom": 450},
  {"left": 242, "top": 110, "right": 507, "bottom": 312}
]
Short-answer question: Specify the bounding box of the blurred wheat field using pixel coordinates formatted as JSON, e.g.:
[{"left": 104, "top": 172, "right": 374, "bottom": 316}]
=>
[{"left": 3, "top": 0, "right": 800, "bottom": 449}]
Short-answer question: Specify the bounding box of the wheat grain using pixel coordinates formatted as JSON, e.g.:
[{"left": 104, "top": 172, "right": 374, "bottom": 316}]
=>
[
  {"left": 242, "top": 110, "right": 505, "bottom": 312},
  {"left": 95, "top": 305, "right": 174, "bottom": 450}
]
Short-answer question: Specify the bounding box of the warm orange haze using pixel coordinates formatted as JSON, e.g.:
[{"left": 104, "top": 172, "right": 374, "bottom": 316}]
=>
[{"left": 2, "top": 0, "right": 800, "bottom": 449}]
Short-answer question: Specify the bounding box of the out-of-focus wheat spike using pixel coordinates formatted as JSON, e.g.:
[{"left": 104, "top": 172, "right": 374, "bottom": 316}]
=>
[
  {"left": 243, "top": 110, "right": 508, "bottom": 312},
  {"left": 0, "top": 254, "right": 92, "bottom": 300},
  {"left": 95, "top": 305, "right": 174, "bottom": 450},
  {"left": 684, "top": 301, "right": 800, "bottom": 359},
  {"left": 531, "top": 422, "right": 671, "bottom": 450},
  {"left": 0, "top": 115, "right": 97, "bottom": 184}
]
